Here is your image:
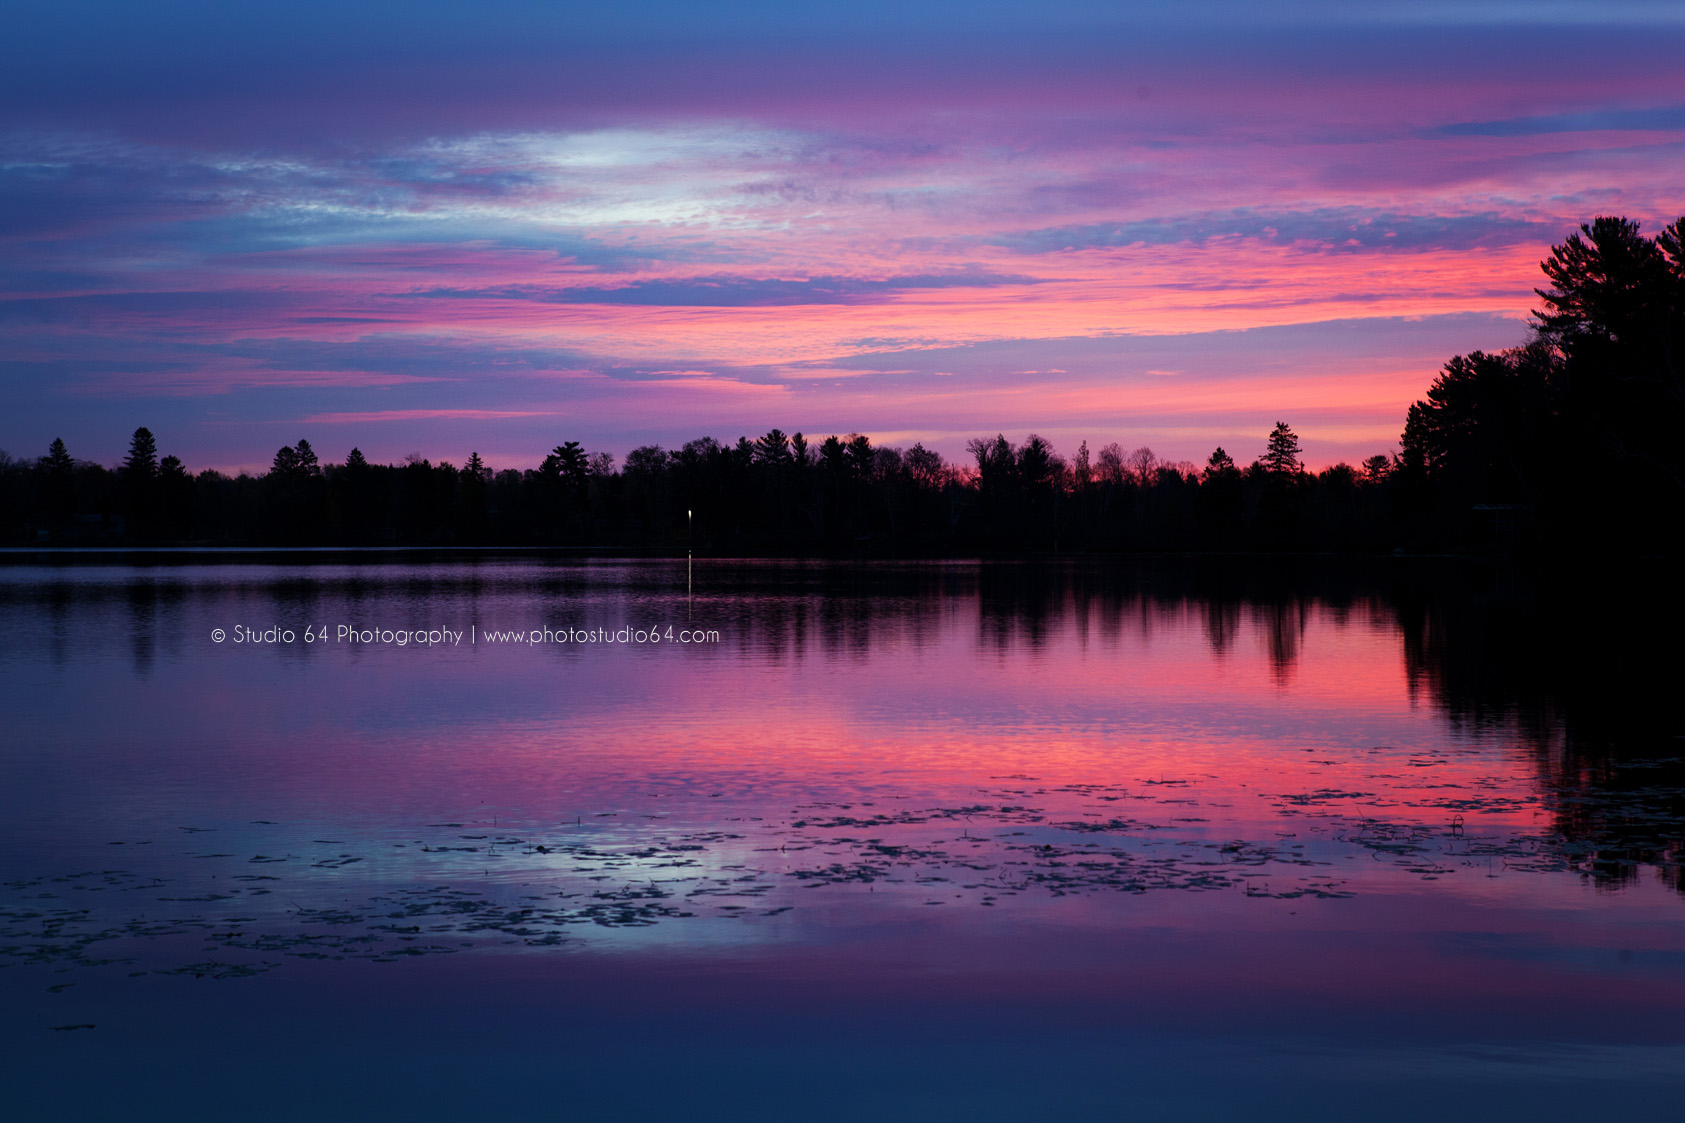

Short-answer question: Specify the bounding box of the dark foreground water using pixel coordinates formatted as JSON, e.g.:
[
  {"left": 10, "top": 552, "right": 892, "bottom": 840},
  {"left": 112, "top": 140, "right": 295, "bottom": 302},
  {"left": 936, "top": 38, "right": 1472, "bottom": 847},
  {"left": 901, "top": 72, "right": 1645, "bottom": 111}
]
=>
[{"left": 1, "top": 554, "right": 1681, "bottom": 1121}]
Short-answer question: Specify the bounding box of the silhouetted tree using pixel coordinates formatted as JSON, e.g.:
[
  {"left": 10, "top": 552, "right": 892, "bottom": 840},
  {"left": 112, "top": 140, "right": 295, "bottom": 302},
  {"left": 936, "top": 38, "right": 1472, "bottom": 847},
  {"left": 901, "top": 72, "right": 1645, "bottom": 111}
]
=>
[
  {"left": 1535, "top": 216, "right": 1671, "bottom": 354},
  {"left": 120, "top": 427, "right": 162, "bottom": 537},
  {"left": 544, "top": 441, "right": 588, "bottom": 486},
  {"left": 158, "top": 454, "right": 192, "bottom": 538},
  {"left": 38, "top": 437, "right": 75, "bottom": 526},
  {"left": 1203, "top": 447, "right": 1237, "bottom": 481},
  {"left": 1126, "top": 446, "right": 1157, "bottom": 486},
  {"left": 43, "top": 437, "right": 73, "bottom": 476},
  {"left": 459, "top": 451, "right": 490, "bottom": 542},
  {"left": 1399, "top": 345, "right": 1555, "bottom": 509},
  {"left": 905, "top": 443, "right": 946, "bottom": 489},
  {"left": 266, "top": 439, "right": 325, "bottom": 542},
  {"left": 1531, "top": 215, "right": 1684, "bottom": 547},
  {"left": 753, "top": 429, "right": 792, "bottom": 466},
  {"left": 1071, "top": 440, "right": 1093, "bottom": 489},
  {"left": 123, "top": 428, "right": 159, "bottom": 481},
  {"left": 270, "top": 439, "right": 321, "bottom": 481},
  {"left": 1261, "top": 422, "right": 1301, "bottom": 475}
]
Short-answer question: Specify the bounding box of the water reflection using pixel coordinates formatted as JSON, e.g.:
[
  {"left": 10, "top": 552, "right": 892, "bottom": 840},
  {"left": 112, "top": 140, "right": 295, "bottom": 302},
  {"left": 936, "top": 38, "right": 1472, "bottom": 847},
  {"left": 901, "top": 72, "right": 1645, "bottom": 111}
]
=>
[
  {"left": 1397, "top": 570, "right": 1685, "bottom": 896},
  {"left": 4, "top": 553, "right": 1682, "bottom": 1121},
  {"left": 125, "top": 578, "right": 157, "bottom": 676},
  {"left": 1, "top": 554, "right": 1682, "bottom": 949}
]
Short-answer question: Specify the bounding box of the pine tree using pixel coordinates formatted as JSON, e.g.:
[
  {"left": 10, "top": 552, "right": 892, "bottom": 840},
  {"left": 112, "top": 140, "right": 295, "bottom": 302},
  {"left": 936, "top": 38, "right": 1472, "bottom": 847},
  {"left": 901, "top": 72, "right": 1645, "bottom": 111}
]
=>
[
  {"left": 271, "top": 440, "right": 321, "bottom": 480},
  {"left": 124, "top": 428, "right": 159, "bottom": 480},
  {"left": 294, "top": 439, "right": 320, "bottom": 477},
  {"left": 1262, "top": 422, "right": 1302, "bottom": 475},
  {"left": 1203, "top": 446, "right": 1238, "bottom": 481},
  {"left": 43, "top": 438, "right": 73, "bottom": 476},
  {"left": 753, "top": 429, "right": 792, "bottom": 466},
  {"left": 1534, "top": 216, "right": 1668, "bottom": 348},
  {"left": 39, "top": 437, "right": 76, "bottom": 524},
  {"left": 546, "top": 441, "right": 588, "bottom": 485}
]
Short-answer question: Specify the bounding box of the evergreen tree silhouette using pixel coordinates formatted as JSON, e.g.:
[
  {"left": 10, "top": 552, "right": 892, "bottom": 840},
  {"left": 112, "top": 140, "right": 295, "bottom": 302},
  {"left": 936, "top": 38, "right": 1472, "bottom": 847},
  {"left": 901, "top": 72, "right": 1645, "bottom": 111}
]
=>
[
  {"left": 43, "top": 437, "right": 73, "bottom": 476},
  {"left": 38, "top": 437, "right": 76, "bottom": 526},
  {"left": 1203, "top": 447, "right": 1237, "bottom": 481},
  {"left": 1262, "top": 423, "right": 1301, "bottom": 475},
  {"left": 123, "top": 428, "right": 158, "bottom": 480}
]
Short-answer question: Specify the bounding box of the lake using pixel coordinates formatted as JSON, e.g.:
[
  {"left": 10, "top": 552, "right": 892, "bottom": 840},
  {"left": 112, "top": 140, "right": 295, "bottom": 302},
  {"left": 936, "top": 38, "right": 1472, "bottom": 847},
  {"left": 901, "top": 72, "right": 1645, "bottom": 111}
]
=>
[{"left": 1, "top": 555, "right": 1681, "bottom": 1120}]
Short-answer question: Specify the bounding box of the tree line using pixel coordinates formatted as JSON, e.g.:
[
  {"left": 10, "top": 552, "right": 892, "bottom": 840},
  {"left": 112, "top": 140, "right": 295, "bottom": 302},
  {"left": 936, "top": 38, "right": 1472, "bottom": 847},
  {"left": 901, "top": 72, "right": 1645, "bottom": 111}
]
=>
[
  {"left": 1398, "top": 214, "right": 1685, "bottom": 556},
  {"left": 2, "top": 214, "right": 1679, "bottom": 556},
  {"left": 0, "top": 421, "right": 1402, "bottom": 553}
]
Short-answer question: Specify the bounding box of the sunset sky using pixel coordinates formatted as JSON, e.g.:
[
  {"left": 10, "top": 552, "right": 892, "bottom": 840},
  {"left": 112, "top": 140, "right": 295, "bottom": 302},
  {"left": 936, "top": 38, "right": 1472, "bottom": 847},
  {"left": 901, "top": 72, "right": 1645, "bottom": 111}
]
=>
[{"left": 5, "top": 1, "right": 1685, "bottom": 473}]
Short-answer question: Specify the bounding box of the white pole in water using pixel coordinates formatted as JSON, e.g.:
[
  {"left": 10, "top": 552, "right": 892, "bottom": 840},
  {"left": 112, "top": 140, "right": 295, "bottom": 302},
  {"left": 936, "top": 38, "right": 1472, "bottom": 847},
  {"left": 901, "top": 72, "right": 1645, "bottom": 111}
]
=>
[{"left": 687, "top": 509, "right": 693, "bottom": 607}]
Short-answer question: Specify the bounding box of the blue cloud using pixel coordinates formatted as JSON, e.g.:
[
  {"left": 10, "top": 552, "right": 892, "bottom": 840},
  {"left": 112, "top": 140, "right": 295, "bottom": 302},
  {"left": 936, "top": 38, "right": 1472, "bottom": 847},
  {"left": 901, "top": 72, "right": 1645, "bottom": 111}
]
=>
[
  {"left": 993, "top": 208, "right": 1547, "bottom": 254},
  {"left": 1435, "top": 104, "right": 1685, "bottom": 137},
  {"left": 417, "top": 273, "right": 1039, "bottom": 308}
]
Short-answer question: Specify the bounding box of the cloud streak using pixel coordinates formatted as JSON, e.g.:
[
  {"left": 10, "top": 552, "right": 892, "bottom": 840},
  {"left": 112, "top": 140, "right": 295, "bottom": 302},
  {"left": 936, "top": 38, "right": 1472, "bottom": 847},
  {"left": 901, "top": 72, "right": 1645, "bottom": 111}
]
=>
[
  {"left": 417, "top": 273, "right": 1042, "bottom": 307},
  {"left": 993, "top": 209, "right": 1552, "bottom": 254},
  {"left": 303, "top": 409, "right": 563, "bottom": 424}
]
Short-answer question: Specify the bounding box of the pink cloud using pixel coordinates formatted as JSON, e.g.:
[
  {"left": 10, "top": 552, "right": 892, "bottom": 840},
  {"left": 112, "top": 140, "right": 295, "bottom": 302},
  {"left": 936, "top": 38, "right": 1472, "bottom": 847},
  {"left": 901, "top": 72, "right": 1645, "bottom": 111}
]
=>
[{"left": 302, "top": 409, "right": 564, "bottom": 423}]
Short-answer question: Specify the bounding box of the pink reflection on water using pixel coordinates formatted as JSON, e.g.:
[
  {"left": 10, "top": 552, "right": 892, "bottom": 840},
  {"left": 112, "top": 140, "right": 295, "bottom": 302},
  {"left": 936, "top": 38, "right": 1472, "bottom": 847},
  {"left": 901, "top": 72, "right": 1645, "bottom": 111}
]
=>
[{"left": 0, "top": 562, "right": 1678, "bottom": 986}]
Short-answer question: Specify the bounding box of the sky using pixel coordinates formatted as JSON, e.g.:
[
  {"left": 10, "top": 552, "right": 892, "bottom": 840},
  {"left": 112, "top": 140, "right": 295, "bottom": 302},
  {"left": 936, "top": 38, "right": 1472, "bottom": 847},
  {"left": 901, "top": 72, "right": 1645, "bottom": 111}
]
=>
[{"left": 4, "top": 1, "right": 1685, "bottom": 473}]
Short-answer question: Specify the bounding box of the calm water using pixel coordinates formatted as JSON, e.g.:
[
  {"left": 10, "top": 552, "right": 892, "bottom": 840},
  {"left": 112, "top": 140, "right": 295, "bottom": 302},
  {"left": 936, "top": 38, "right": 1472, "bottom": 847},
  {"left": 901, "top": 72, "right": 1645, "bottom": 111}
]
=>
[{"left": 1, "top": 555, "right": 1681, "bottom": 1120}]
